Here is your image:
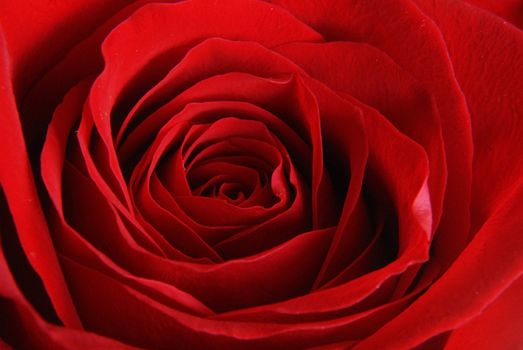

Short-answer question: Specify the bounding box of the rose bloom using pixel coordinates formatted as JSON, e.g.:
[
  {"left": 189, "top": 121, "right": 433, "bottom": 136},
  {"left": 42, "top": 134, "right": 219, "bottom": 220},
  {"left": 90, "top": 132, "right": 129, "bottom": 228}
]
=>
[{"left": 0, "top": 0, "right": 522, "bottom": 349}]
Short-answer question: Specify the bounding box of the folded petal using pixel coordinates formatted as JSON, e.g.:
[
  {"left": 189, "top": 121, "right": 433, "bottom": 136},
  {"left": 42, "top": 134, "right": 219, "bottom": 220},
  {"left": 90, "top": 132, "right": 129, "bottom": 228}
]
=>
[{"left": 356, "top": 179, "right": 523, "bottom": 349}]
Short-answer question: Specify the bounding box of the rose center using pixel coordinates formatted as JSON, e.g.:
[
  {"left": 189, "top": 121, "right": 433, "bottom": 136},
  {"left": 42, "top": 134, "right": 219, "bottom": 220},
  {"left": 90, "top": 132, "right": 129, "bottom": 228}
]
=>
[{"left": 180, "top": 117, "right": 288, "bottom": 208}]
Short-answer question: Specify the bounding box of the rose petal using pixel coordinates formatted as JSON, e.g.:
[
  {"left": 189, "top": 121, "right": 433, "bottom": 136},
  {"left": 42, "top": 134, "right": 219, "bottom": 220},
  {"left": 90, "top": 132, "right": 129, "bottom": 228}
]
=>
[
  {"left": 41, "top": 81, "right": 186, "bottom": 260},
  {"left": 0, "top": 241, "right": 137, "bottom": 350},
  {"left": 0, "top": 36, "right": 81, "bottom": 328},
  {"left": 415, "top": 0, "right": 523, "bottom": 235},
  {"left": 0, "top": 0, "right": 129, "bottom": 93},
  {"left": 268, "top": 0, "right": 473, "bottom": 268},
  {"left": 355, "top": 180, "right": 523, "bottom": 349},
  {"left": 275, "top": 41, "right": 446, "bottom": 237},
  {"left": 445, "top": 277, "right": 523, "bottom": 350}
]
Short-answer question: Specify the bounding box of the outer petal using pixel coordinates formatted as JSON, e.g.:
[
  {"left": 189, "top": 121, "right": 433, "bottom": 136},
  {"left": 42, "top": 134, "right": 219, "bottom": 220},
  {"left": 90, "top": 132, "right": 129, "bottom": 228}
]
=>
[
  {"left": 0, "top": 32, "right": 80, "bottom": 327},
  {"left": 0, "top": 227, "right": 138, "bottom": 349},
  {"left": 414, "top": 0, "right": 523, "bottom": 233},
  {"left": 355, "top": 179, "right": 523, "bottom": 349},
  {"left": 0, "top": 0, "right": 131, "bottom": 94},
  {"left": 445, "top": 277, "right": 523, "bottom": 350}
]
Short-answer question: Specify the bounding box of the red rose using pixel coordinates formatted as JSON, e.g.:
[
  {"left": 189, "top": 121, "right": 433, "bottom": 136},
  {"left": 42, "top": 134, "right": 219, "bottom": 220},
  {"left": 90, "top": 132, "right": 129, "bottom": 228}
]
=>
[{"left": 1, "top": 1, "right": 522, "bottom": 349}]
